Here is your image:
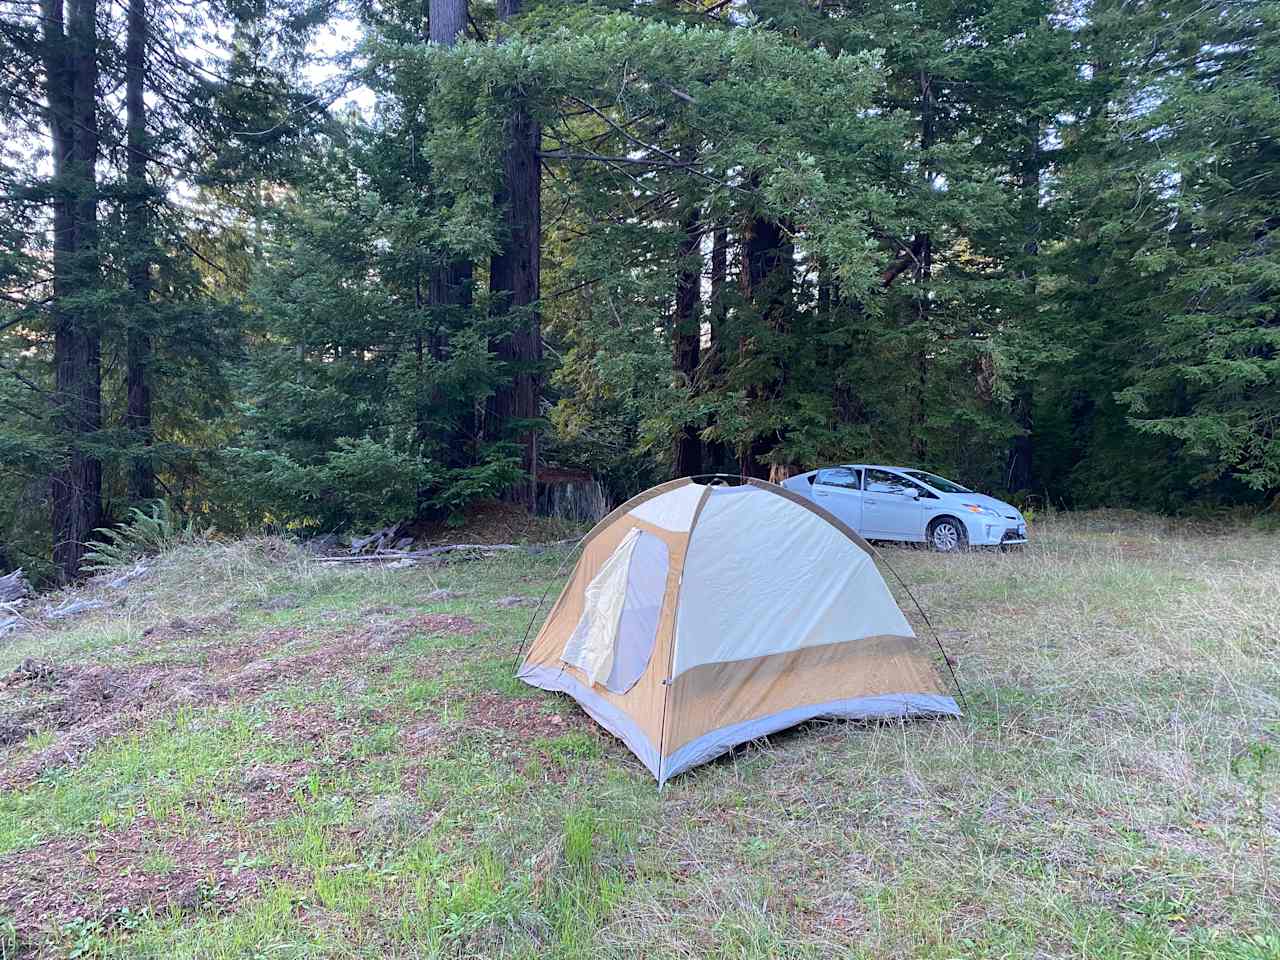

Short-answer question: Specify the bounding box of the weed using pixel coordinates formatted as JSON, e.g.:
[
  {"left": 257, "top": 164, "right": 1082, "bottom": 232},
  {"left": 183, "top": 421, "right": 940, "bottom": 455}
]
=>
[
  {"left": 562, "top": 807, "right": 596, "bottom": 871},
  {"left": 1231, "top": 729, "right": 1278, "bottom": 897},
  {"left": 83, "top": 501, "right": 206, "bottom": 572},
  {"left": 537, "top": 731, "right": 602, "bottom": 766},
  {"left": 0, "top": 917, "right": 16, "bottom": 960}
]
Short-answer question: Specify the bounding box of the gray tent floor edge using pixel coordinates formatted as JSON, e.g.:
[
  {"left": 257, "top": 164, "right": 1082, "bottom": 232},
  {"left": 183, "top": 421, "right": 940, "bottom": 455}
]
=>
[
  {"left": 518, "top": 665, "right": 959, "bottom": 787},
  {"left": 518, "top": 664, "right": 661, "bottom": 779},
  {"left": 659, "top": 693, "right": 961, "bottom": 787}
]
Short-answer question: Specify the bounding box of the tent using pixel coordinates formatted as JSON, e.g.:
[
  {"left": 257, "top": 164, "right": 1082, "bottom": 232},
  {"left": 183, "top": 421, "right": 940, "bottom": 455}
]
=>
[{"left": 517, "top": 477, "right": 960, "bottom": 786}]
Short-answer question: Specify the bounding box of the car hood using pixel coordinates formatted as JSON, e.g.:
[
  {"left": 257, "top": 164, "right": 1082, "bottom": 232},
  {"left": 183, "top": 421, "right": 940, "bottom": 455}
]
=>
[{"left": 947, "top": 492, "right": 1022, "bottom": 518}]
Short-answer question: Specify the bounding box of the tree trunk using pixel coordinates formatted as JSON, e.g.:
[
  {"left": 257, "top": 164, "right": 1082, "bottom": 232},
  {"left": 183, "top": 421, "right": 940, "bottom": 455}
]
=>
[
  {"left": 1006, "top": 118, "right": 1041, "bottom": 495},
  {"left": 1006, "top": 385, "right": 1033, "bottom": 493},
  {"left": 44, "top": 0, "right": 102, "bottom": 582},
  {"left": 124, "top": 0, "right": 153, "bottom": 503},
  {"left": 425, "top": 1, "right": 471, "bottom": 323},
  {"left": 911, "top": 68, "right": 934, "bottom": 464},
  {"left": 489, "top": 0, "right": 541, "bottom": 507},
  {"left": 703, "top": 227, "right": 728, "bottom": 473},
  {"left": 420, "top": 0, "right": 472, "bottom": 483},
  {"left": 428, "top": 0, "right": 466, "bottom": 41},
  {"left": 740, "top": 216, "right": 792, "bottom": 479},
  {"left": 672, "top": 204, "right": 703, "bottom": 477}
]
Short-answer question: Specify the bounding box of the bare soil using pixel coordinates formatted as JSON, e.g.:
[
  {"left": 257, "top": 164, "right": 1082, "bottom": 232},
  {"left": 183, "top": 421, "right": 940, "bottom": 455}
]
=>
[
  {"left": 0, "top": 612, "right": 484, "bottom": 788},
  {"left": 0, "top": 814, "right": 291, "bottom": 942}
]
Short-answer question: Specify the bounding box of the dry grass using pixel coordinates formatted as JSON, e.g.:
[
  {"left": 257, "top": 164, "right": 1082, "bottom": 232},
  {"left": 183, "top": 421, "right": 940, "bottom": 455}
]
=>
[{"left": 0, "top": 512, "right": 1276, "bottom": 959}]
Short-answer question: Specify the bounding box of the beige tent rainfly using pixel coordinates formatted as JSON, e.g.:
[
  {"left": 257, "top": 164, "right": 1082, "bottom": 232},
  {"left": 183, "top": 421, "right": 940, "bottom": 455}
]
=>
[{"left": 518, "top": 477, "right": 960, "bottom": 786}]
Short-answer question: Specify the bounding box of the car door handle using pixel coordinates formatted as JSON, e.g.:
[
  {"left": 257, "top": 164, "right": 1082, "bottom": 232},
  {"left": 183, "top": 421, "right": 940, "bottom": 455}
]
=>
[
  {"left": 864, "top": 499, "right": 877, "bottom": 505},
  {"left": 815, "top": 490, "right": 829, "bottom": 497}
]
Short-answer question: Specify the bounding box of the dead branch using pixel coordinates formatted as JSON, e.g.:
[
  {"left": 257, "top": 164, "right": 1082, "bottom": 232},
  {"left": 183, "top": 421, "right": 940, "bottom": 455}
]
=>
[{"left": 881, "top": 235, "right": 927, "bottom": 287}]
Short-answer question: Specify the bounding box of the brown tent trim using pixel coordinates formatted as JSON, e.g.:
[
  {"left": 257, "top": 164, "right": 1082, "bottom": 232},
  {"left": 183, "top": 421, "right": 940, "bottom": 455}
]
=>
[{"left": 582, "top": 477, "right": 693, "bottom": 550}]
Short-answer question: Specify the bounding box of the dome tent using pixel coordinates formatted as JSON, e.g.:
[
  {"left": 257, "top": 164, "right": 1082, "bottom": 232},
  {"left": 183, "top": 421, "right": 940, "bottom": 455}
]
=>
[{"left": 517, "top": 477, "right": 960, "bottom": 786}]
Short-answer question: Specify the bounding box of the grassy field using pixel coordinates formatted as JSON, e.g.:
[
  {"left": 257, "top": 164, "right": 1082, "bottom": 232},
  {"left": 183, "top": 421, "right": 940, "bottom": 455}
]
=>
[{"left": 0, "top": 512, "right": 1277, "bottom": 959}]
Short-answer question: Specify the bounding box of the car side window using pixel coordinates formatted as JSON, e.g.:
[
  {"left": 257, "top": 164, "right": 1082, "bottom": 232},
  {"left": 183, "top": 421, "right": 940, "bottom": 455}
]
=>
[
  {"left": 815, "top": 467, "right": 861, "bottom": 490},
  {"left": 865, "top": 469, "right": 919, "bottom": 496}
]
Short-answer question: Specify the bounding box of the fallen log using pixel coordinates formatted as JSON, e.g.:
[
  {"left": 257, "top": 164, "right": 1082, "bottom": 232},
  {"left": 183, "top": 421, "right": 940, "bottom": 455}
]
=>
[
  {"left": 0, "top": 569, "right": 30, "bottom": 604},
  {"left": 105, "top": 562, "right": 151, "bottom": 590},
  {"left": 44, "top": 598, "right": 107, "bottom": 620},
  {"left": 314, "top": 540, "right": 576, "bottom": 564},
  {"left": 348, "top": 522, "right": 408, "bottom": 555}
]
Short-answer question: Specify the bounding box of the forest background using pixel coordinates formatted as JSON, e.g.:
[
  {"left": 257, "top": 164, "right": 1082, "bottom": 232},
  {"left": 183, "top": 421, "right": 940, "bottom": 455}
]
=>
[{"left": 2, "top": 0, "right": 1276, "bottom": 583}]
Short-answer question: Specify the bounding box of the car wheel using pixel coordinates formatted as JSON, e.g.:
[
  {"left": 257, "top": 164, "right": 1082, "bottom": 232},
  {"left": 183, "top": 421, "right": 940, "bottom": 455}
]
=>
[{"left": 928, "top": 518, "right": 967, "bottom": 553}]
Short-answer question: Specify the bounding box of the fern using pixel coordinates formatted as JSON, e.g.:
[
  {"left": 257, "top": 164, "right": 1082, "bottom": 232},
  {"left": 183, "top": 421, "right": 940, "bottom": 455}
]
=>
[{"left": 83, "top": 501, "right": 203, "bottom": 572}]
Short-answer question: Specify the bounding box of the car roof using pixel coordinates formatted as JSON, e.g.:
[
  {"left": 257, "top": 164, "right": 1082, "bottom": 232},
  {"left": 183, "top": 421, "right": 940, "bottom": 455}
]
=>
[
  {"left": 797, "top": 464, "right": 920, "bottom": 476},
  {"left": 831, "top": 464, "right": 913, "bottom": 472}
]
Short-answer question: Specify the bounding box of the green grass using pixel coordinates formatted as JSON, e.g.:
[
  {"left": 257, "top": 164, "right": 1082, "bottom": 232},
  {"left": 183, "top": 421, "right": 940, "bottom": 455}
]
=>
[{"left": 0, "top": 515, "right": 1276, "bottom": 959}]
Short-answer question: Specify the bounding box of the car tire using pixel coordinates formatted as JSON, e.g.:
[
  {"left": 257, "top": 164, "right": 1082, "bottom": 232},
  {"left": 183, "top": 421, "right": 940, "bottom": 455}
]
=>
[{"left": 928, "top": 517, "right": 967, "bottom": 553}]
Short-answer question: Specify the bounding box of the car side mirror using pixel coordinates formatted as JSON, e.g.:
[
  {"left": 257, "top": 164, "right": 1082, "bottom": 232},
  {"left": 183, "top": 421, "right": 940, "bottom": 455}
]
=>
[{"left": 903, "top": 488, "right": 919, "bottom": 500}]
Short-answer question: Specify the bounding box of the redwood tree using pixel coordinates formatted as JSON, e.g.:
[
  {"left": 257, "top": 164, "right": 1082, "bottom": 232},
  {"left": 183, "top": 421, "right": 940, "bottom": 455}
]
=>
[
  {"left": 124, "top": 0, "right": 154, "bottom": 503},
  {"left": 488, "top": 0, "right": 542, "bottom": 506},
  {"left": 43, "top": 0, "right": 103, "bottom": 581},
  {"left": 672, "top": 202, "right": 703, "bottom": 477}
]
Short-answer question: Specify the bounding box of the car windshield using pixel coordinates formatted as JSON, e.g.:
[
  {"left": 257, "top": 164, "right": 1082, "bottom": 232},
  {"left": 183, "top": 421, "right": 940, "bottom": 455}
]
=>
[{"left": 902, "top": 470, "right": 970, "bottom": 494}]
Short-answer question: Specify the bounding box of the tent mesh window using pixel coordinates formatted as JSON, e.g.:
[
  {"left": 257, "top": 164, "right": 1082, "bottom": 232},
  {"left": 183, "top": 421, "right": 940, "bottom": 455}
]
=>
[{"left": 562, "top": 529, "right": 669, "bottom": 694}]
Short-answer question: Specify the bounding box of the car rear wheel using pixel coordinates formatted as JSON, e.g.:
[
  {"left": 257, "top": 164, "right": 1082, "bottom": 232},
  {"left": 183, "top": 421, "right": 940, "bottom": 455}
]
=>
[{"left": 928, "top": 517, "right": 967, "bottom": 553}]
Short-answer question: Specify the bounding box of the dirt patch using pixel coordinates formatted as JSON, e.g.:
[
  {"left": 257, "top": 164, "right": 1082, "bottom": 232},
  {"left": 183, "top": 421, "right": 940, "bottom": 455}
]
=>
[
  {"left": 395, "top": 613, "right": 482, "bottom": 638},
  {"left": 160, "top": 613, "right": 479, "bottom": 702},
  {"left": 0, "top": 612, "right": 484, "bottom": 787},
  {"left": 396, "top": 691, "right": 594, "bottom": 791},
  {"left": 261, "top": 703, "right": 350, "bottom": 745},
  {"left": 258, "top": 594, "right": 301, "bottom": 612},
  {"left": 0, "top": 816, "right": 290, "bottom": 948},
  {"left": 467, "top": 692, "right": 587, "bottom": 740},
  {"left": 0, "top": 657, "right": 240, "bottom": 787},
  {"left": 2, "top": 658, "right": 179, "bottom": 745},
  {"left": 237, "top": 756, "right": 333, "bottom": 821},
  {"left": 140, "top": 611, "right": 236, "bottom": 644},
  {"left": 336, "top": 611, "right": 482, "bottom": 649}
]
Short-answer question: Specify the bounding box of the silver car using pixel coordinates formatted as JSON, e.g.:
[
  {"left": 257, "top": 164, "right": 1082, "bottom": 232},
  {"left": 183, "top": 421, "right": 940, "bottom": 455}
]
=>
[{"left": 782, "top": 465, "right": 1028, "bottom": 552}]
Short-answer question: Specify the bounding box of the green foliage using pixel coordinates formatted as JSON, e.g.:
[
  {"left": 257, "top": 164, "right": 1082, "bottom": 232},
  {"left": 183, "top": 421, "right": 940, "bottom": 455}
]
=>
[
  {"left": 82, "top": 502, "right": 204, "bottom": 572},
  {"left": 3, "top": 0, "right": 1279, "bottom": 584},
  {"left": 1038, "top": 0, "right": 1280, "bottom": 507},
  {"left": 217, "top": 439, "right": 523, "bottom": 532}
]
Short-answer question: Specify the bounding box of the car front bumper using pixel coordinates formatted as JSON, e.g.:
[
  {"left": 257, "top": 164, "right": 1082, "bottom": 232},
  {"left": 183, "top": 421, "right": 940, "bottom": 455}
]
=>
[{"left": 968, "top": 518, "right": 1028, "bottom": 546}]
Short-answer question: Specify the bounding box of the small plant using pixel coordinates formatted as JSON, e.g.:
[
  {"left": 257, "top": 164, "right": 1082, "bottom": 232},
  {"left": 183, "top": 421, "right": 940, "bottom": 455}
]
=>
[
  {"left": 1231, "top": 729, "right": 1278, "bottom": 896},
  {"left": 83, "top": 501, "right": 204, "bottom": 572},
  {"left": 0, "top": 917, "right": 18, "bottom": 960},
  {"left": 62, "top": 917, "right": 105, "bottom": 959},
  {"left": 563, "top": 808, "right": 597, "bottom": 871}
]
